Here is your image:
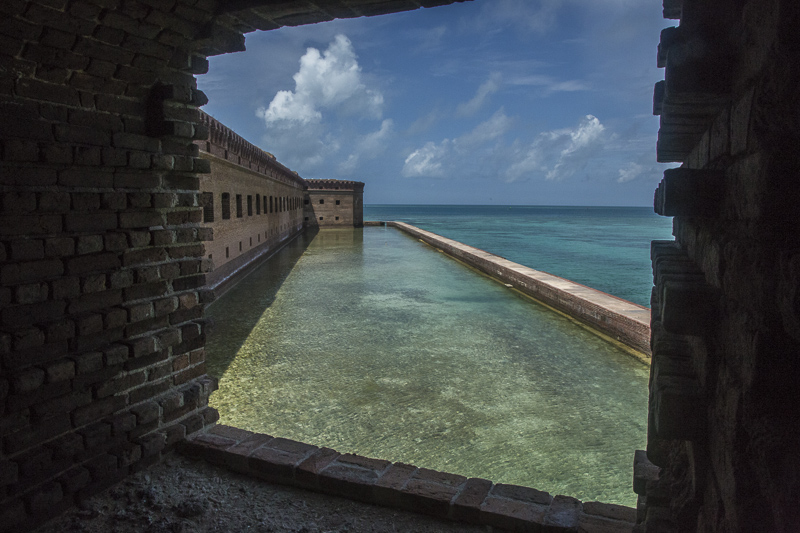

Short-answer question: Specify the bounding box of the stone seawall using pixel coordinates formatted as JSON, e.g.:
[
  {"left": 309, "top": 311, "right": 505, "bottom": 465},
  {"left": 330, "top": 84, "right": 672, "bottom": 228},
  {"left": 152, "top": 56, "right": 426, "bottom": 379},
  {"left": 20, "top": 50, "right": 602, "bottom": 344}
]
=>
[{"left": 384, "top": 221, "right": 651, "bottom": 359}]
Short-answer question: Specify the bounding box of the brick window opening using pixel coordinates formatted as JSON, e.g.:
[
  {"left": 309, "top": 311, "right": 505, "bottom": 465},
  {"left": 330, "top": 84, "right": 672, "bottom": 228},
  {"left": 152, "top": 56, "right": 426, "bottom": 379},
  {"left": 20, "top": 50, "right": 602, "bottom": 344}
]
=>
[
  {"left": 304, "top": 198, "right": 309, "bottom": 205},
  {"left": 336, "top": 200, "right": 340, "bottom": 205},
  {"left": 319, "top": 216, "right": 324, "bottom": 220},
  {"left": 208, "top": 254, "right": 212, "bottom": 259},
  {"left": 263, "top": 196, "right": 267, "bottom": 214},
  {"left": 336, "top": 216, "right": 340, "bottom": 221},
  {"left": 319, "top": 199, "right": 324, "bottom": 204},
  {"left": 201, "top": 191, "right": 214, "bottom": 222},
  {"left": 256, "top": 194, "right": 261, "bottom": 215},
  {"left": 239, "top": 241, "right": 242, "bottom": 251},
  {"left": 249, "top": 237, "right": 252, "bottom": 246},
  {"left": 305, "top": 217, "right": 309, "bottom": 221},
  {"left": 226, "top": 247, "right": 229, "bottom": 258},
  {"left": 236, "top": 194, "right": 243, "bottom": 218},
  {"left": 221, "top": 192, "right": 231, "bottom": 220},
  {"left": 258, "top": 234, "right": 261, "bottom": 242},
  {"left": 247, "top": 195, "right": 253, "bottom": 216},
  {"left": 269, "top": 196, "right": 273, "bottom": 213}
]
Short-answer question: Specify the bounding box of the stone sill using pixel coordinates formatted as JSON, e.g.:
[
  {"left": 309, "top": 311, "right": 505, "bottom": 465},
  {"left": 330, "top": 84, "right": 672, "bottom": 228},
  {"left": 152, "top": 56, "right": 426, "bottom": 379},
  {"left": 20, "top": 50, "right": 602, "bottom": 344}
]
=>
[{"left": 180, "top": 425, "right": 636, "bottom": 532}]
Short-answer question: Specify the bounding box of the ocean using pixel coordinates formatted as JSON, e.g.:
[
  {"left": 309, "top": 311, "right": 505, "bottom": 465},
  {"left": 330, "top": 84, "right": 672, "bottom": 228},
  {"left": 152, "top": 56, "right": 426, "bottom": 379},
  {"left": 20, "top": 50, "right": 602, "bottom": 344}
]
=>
[{"left": 363, "top": 205, "right": 674, "bottom": 308}]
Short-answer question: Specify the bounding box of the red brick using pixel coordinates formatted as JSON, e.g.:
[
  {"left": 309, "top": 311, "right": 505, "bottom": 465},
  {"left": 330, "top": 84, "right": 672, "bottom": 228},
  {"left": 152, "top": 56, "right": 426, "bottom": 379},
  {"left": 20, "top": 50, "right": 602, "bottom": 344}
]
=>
[
  {"left": 372, "top": 462, "right": 416, "bottom": 507},
  {"left": 452, "top": 477, "right": 493, "bottom": 523},
  {"left": 480, "top": 496, "right": 550, "bottom": 531},
  {"left": 72, "top": 395, "right": 123, "bottom": 427},
  {"left": 137, "top": 432, "right": 167, "bottom": 457},
  {"left": 221, "top": 433, "right": 273, "bottom": 472},
  {"left": 0, "top": 213, "right": 61, "bottom": 236}
]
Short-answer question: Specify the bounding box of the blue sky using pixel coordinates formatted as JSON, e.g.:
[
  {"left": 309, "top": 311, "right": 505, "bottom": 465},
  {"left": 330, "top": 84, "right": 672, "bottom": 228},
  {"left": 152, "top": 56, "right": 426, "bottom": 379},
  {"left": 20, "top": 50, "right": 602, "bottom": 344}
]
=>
[{"left": 198, "top": 0, "right": 675, "bottom": 206}]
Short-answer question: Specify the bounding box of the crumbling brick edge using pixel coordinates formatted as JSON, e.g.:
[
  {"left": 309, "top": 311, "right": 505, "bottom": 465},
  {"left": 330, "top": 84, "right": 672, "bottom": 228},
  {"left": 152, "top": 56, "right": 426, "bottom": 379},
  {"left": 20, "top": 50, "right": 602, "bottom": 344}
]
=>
[{"left": 180, "top": 424, "right": 637, "bottom": 532}]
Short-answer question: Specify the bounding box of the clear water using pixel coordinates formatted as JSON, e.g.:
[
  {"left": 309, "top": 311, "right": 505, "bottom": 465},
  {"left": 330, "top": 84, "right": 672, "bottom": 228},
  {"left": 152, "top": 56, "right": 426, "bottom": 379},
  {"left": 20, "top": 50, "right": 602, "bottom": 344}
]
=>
[
  {"left": 206, "top": 226, "right": 649, "bottom": 506},
  {"left": 363, "top": 205, "right": 673, "bottom": 308}
]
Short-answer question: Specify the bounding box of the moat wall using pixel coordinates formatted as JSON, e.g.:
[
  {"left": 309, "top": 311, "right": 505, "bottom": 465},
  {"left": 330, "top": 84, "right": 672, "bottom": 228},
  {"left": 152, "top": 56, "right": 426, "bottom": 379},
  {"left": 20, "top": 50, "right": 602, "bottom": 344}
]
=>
[{"left": 385, "top": 221, "right": 651, "bottom": 359}]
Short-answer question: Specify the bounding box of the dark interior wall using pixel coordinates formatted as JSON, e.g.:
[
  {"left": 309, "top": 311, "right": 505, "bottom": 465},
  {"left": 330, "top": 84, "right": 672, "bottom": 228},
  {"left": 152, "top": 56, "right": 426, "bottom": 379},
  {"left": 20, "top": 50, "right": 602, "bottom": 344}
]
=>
[
  {"left": 644, "top": 1, "right": 800, "bottom": 531},
  {"left": 0, "top": 2, "right": 467, "bottom": 531},
  {"left": 0, "top": 1, "right": 225, "bottom": 530}
]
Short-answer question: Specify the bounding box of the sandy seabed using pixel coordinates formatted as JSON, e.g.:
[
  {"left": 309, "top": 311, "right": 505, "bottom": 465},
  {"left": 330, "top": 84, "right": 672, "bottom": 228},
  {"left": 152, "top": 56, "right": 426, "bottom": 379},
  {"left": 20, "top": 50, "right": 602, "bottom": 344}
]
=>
[{"left": 33, "top": 453, "right": 489, "bottom": 533}]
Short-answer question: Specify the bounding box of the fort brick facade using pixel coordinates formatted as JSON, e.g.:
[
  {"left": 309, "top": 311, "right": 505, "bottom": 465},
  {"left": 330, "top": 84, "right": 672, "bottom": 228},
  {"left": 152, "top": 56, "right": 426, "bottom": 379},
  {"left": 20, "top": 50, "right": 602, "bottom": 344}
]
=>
[{"left": 0, "top": 0, "right": 798, "bottom": 531}]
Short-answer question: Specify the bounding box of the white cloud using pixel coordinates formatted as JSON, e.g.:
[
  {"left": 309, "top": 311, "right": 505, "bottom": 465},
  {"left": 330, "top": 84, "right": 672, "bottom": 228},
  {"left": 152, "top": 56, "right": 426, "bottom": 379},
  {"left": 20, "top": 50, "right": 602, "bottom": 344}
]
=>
[
  {"left": 403, "top": 141, "right": 449, "bottom": 178},
  {"left": 254, "top": 34, "right": 386, "bottom": 173},
  {"left": 256, "top": 34, "right": 383, "bottom": 126},
  {"left": 617, "top": 162, "right": 644, "bottom": 183},
  {"left": 457, "top": 73, "right": 501, "bottom": 117},
  {"left": 506, "top": 115, "right": 607, "bottom": 182},
  {"left": 402, "top": 109, "right": 512, "bottom": 178},
  {"left": 338, "top": 119, "right": 393, "bottom": 175}
]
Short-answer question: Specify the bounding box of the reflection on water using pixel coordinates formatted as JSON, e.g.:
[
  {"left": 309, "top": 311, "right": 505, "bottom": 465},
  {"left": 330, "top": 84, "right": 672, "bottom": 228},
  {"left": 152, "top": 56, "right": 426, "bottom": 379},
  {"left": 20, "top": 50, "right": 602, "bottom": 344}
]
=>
[{"left": 206, "top": 227, "right": 648, "bottom": 506}]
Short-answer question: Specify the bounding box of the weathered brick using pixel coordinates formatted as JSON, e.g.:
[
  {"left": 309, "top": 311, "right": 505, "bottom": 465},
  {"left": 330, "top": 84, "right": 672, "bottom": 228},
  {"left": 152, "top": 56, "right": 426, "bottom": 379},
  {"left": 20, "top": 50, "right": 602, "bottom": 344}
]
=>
[
  {"left": 68, "top": 289, "right": 123, "bottom": 315},
  {"left": 76, "top": 313, "right": 103, "bottom": 336},
  {"left": 44, "top": 237, "right": 75, "bottom": 257},
  {"left": 16, "top": 77, "right": 80, "bottom": 106},
  {"left": 65, "top": 212, "right": 118, "bottom": 232},
  {"left": 66, "top": 253, "right": 121, "bottom": 275},
  {"left": 51, "top": 276, "right": 80, "bottom": 299},
  {"left": 74, "top": 351, "right": 103, "bottom": 374},
  {"left": 2, "top": 300, "right": 66, "bottom": 328},
  {"left": 11, "top": 366, "right": 45, "bottom": 393},
  {"left": 72, "top": 396, "right": 124, "bottom": 427},
  {"left": 0, "top": 214, "right": 62, "bottom": 236},
  {"left": 57, "top": 465, "right": 91, "bottom": 494},
  {"left": 53, "top": 124, "right": 109, "bottom": 147},
  {"left": 44, "top": 358, "right": 75, "bottom": 383},
  {"left": 15, "top": 282, "right": 49, "bottom": 304},
  {"left": 82, "top": 274, "right": 106, "bottom": 293},
  {"left": 76, "top": 235, "right": 104, "bottom": 255}
]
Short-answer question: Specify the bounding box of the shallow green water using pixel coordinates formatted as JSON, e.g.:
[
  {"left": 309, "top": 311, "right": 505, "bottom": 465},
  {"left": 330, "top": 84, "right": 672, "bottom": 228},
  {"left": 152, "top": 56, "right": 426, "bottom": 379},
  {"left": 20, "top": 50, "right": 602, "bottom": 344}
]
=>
[{"left": 206, "top": 227, "right": 649, "bottom": 506}]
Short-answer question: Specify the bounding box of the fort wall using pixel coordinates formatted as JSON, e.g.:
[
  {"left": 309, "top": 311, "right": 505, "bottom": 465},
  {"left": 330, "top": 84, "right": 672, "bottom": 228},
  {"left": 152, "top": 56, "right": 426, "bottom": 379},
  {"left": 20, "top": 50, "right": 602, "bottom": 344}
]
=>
[
  {"left": 387, "top": 222, "right": 651, "bottom": 359},
  {"left": 304, "top": 179, "right": 364, "bottom": 228},
  {"left": 195, "top": 112, "right": 305, "bottom": 297}
]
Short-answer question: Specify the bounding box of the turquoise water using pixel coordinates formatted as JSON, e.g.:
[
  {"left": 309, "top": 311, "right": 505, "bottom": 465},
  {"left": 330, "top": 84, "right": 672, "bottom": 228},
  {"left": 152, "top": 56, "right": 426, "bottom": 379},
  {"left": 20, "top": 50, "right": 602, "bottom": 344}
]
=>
[
  {"left": 207, "top": 226, "right": 649, "bottom": 506},
  {"left": 364, "top": 205, "right": 673, "bottom": 308}
]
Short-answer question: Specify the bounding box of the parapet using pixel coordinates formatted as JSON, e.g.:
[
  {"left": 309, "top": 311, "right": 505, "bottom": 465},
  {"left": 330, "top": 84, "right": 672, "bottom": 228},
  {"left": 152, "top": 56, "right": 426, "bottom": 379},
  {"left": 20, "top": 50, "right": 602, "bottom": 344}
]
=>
[
  {"left": 196, "top": 110, "right": 305, "bottom": 188},
  {"left": 305, "top": 179, "right": 365, "bottom": 193}
]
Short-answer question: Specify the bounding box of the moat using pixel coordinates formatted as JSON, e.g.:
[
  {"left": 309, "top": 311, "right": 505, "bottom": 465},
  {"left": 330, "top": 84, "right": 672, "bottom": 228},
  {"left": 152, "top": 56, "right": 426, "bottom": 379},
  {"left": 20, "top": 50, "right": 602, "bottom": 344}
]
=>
[{"left": 205, "top": 226, "right": 649, "bottom": 506}]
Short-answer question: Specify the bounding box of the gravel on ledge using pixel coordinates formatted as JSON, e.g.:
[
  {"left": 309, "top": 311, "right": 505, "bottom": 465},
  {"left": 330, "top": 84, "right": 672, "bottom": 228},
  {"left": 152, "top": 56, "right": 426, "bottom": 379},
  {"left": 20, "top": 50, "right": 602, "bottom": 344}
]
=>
[{"left": 33, "top": 453, "right": 490, "bottom": 533}]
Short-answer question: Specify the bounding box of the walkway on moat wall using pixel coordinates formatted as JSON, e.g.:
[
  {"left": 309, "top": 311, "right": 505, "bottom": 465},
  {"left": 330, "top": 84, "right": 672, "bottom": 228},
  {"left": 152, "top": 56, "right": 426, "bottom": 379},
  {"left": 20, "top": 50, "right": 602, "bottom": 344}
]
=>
[
  {"left": 181, "top": 425, "right": 638, "bottom": 532},
  {"left": 366, "top": 221, "right": 652, "bottom": 361}
]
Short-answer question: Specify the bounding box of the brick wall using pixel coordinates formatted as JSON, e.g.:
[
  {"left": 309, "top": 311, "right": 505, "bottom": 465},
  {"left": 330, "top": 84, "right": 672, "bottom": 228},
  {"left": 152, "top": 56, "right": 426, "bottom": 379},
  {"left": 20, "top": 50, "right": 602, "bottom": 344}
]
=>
[
  {"left": 1, "top": 2, "right": 452, "bottom": 527},
  {"left": 304, "top": 179, "right": 364, "bottom": 228},
  {"left": 640, "top": 1, "right": 800, "bottom": 531},
  {"left": 196, "top": 112, "right": 305, "bottom": 295},
  {"left": 0, "top": 1, "right": 223, "bottom": 530}
]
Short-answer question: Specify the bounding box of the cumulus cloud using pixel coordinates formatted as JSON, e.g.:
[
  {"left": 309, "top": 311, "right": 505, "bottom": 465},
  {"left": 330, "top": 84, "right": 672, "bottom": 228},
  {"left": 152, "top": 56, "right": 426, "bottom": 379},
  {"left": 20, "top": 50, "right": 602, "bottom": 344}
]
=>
[
  {"left": 255, "top": 34, "right": 385, "bottom": 173},
  {"left": 338, "top": 119, "right": 393, "bottom": 175},
  {"left": 256, "top": 34, "right": 383, "bottom": 127},
  {"left": 506, "top": 115, "right": 606, "bottom": 182},
  {"left": 402, "top": 109, "right": 512, "bottom": 178},
  {"left": 617, "top": 162, "right": 644, "bottom": 183},
  {"left": 457, "top": 73, "right": 501, "bottom": 117}
]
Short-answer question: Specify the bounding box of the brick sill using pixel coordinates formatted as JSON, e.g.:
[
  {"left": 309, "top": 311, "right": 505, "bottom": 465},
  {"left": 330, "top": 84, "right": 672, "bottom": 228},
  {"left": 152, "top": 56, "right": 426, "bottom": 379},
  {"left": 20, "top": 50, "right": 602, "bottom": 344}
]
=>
[{"left": 180, "top": 425, "right": 636, "bottom": 532}]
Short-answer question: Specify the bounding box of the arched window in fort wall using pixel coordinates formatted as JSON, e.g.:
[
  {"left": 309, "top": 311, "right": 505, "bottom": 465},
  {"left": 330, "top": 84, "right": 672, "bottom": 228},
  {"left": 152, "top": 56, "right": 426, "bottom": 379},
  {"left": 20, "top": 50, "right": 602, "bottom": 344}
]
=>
[
  {"left": 222, "top": 192, "right": 231, "bottom": 220},
  {"left": 201, "top": 192, "right": 214, "bottom": 222}
]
